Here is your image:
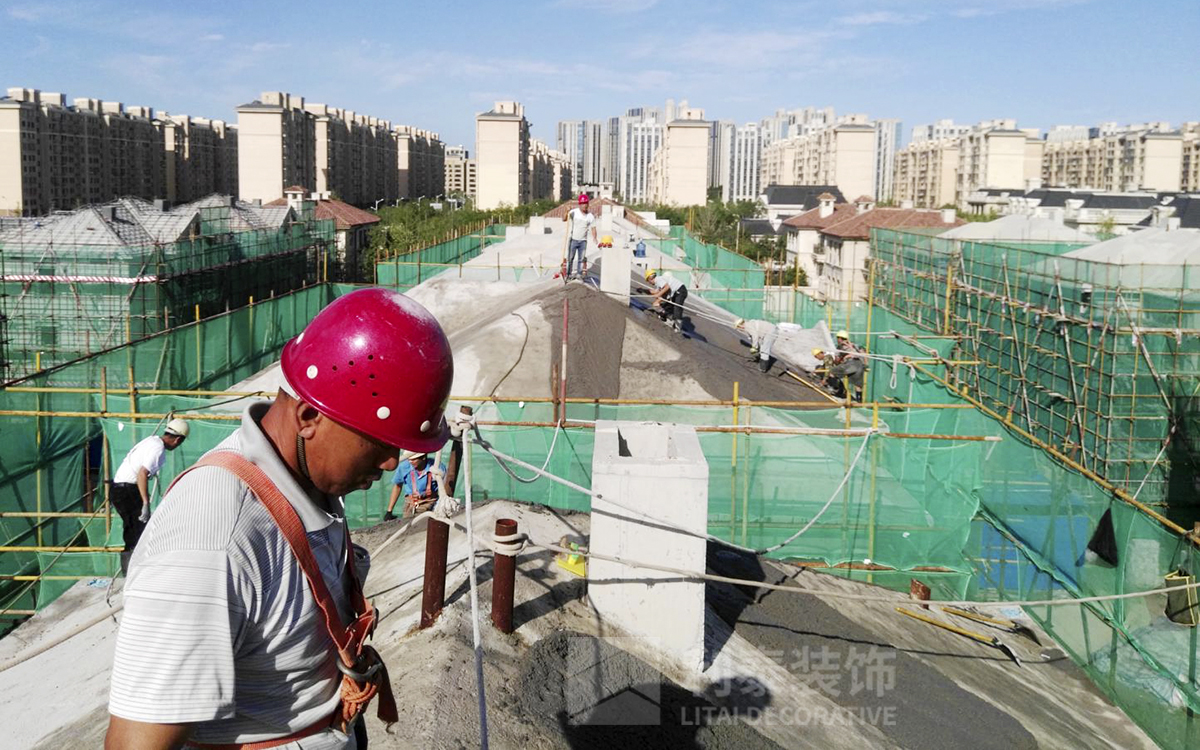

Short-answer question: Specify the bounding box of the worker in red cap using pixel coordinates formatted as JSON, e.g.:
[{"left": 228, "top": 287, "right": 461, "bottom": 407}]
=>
[
  {"left": 564, "top": 193, "right": 597, "bottom": 280},
  {"left": 106, "top": 288, "right": 454, "bottom": 750}
]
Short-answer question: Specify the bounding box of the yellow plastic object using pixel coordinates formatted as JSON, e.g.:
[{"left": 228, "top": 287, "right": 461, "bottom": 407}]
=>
[
  {"left": 645, "top": 268, "right": 657, "bottom": 281},
  {"left": 556, "top": 538, "right": 587, "bottom": 577},
  {"left": 600, "top": 235, "right": 613, "bottom": 247}
]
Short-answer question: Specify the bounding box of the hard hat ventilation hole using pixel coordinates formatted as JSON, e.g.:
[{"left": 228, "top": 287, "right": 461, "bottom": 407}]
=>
[
  {"left": 348, "top": 360, "right": 355, "bottom": 366},
  {"left": 371, "top": 392, "right": 378, "bottom": 397},
  {"left": 350, "top": 380, "right": 357, "bottom": 386},
  {"left": 306, "top": 365, "right": 318, "bottom": 379},
  {"left": 369, "top": 374, "right": 375, "bottom": 380},
  {"left": 377, "top": 406, "right": 391, "bottom": 420},
  {"left": 332, "top": 365, "right": 338, "bottom": 371},
  {"left": 367, "top": 354, "right": 374, "bottom": 360}
]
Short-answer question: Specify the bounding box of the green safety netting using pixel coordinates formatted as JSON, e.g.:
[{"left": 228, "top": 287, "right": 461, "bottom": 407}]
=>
[
  {"left": 0, "top": 204, "right": 334, "bottom": 380},
  {"left": 2, "top": 218, "right": 1199, "bottom": 747},
  {"left": 375, "top": 224, "right": 507, "bottom": 290},
  {"left": 0, "top": 284, "right": 337, "bottom": 627}
]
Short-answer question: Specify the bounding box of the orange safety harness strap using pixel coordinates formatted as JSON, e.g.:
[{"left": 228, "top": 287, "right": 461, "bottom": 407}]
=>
[{"left": 169, "top": 451, "right": 398, "bottom": 749}]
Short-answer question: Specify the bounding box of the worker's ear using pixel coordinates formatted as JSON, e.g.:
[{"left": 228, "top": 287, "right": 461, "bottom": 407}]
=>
[{"left": 295, "top": 400, "right": 323, "bottom": 440}]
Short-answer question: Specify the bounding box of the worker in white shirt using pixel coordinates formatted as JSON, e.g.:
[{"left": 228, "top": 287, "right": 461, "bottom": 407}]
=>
[
  {"left": 735, "top": 318, "right": 778, "bottom": 373},
  {"left": 645, "top": 268, "right": 688, "bottom": 334},
  {"left": 110, "top": 418, "right": 189, "bottom": 573},
  {"left": 564, "top": 194, "right": 598, "bottom": 280}
]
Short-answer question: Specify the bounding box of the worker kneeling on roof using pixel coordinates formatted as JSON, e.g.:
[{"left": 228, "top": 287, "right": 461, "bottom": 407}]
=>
[
  {"left": 735, "top": 318, "right": 777, "bottom": 374},
  {"left": 646, "top": 268, "right": 687, "bottom": 334},
  {"left": 813, "top": 346, "right": 865, "bottom": 402},
  {"left": 384, "top": 450, "right": 455, "bottom": 520},
  {"left": 106, "top": 287, "right": 454, "bottom": 750}
]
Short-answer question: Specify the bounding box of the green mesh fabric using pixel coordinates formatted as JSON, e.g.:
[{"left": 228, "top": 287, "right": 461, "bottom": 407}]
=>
[{"left": 375, "top": 224, "right": 507, "bottom": 290}]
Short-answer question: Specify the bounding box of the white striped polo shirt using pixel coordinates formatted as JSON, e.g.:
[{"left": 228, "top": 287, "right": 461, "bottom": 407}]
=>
[{"left": 109, "top": 402, "right": 357, "bottom": 749}]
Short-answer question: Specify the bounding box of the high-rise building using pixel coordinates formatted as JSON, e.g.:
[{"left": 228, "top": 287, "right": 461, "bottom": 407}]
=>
[
  {"left": 892, "top": 119, "right": 1043, "bottom": 208},
  {"left": 1183, "top": 122, "right": 1200, "bottom": 192},
  {"left": 236, "top": 92, "right": 317, "bottom": 204},
  {"left": 444, "top": 145, "right": 477, "bottom": 200},
  {"left": 0, "top": 88, "right": 174, "bottom": 215},
  {"left": 1041, "top": 122, "right": 1184, "bottom": 192},
  {"left": 648, "top": 108, "right": 710, "bottom": 206},
  {"left": 712, "top": 122, "right": 762, "bottom": 202},
  {"left": 892, "top": 138, "right": 960, "bottom": 208},
  {"left": 759, "top": 121, "right": 876, "bottom": 201},
  {"left": 475, "top": 101, "right": 531, "bottom": 210},
  {"left": 873, "top": 119, "right": 902, "bottom": 202},
  {"left": 910, "top": 119, "right": 971, "bottom": 143},
  {"left": 162, "top": 115, "right": 239, "bottom": 203},
  {"left": 237, "top": 91, "right": 438, "bottom": 206},
  {"left": 395, "top": 125, "right": 445, "bottom": 200},
  {"left": 529, "top": 139, "right": 573, "bottom": 202},
  {"left": 615, "top": 111, "right": 664, "bottom": 203}
]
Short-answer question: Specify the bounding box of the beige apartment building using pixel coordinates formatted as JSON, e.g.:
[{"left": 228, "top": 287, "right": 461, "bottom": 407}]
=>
[
  {"left": 0, "top": 88, "right": 169, "bottom": 215},
  {"left": 759, "top": 122, "right": 876, "bottom": 203},
  {"left": 1042, "top": 124, "right": 1184, "bottom": 192},
  {"left": 647, "top": 112, "right": 710, "bottom": 206},
  {"left": 475, "top": 101, "right": 531, "bottom": 210},
  {"left": 396, "top": 125, "right": 446, "bottom": 201},
  {"left": 529, "top": 139, "right": 572, "bottom": 202},
  {"left": 237, "top": 91, "right": 440, "bottom": 206},
  {"left": 956, "top": 122, "right": 1043, "bottom": 206},
  {"left": 892, "top": 138, "right": 960, "bottom": 207},
  {"left": 236, "top": 92, "right": 317, "bottom": 204},
  {"left": 1184, "top": 122, "right": 1200, "bottom": 192},
  {"left": 444, "top": 145, "right": 476, "bottom": 200},
  {"left": 891, "top": 120, "right": 1043, "bottom": 209},
  {"left": 162, "top": 115, "right": 238, "bottom": 203}
]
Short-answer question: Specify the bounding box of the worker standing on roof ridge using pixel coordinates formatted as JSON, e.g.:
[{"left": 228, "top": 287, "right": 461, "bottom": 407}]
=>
[
  {"left": 646, "top": 268, "right": 688, "bottom": 334},
  {"left": 564, "top": 193, "right": 597, "bottom": 280},
  {"left": 384, "top": 450, "right": 454, "bottom": 519},
  {"left": 110, "top": 418, "right": 188, "bottom": 575},
  {"left": 735, "top": 318, "right": 777, "bottom": 373},
  {"left": 106, "top": 288, "right": 454, "bottom": 750}
]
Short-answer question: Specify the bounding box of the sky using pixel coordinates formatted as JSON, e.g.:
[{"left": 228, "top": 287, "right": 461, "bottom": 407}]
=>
[{"left": 3, "top": 0, "right": 1197, "bottom": 150}]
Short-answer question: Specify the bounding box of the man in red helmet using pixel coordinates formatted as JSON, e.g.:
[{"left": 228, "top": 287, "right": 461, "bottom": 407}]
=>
[
  {"left": 106, "top": 288, "right": 454, "bottom": 750},
  {"left": 564, "top": 193, "right": 597, "bottom": 280}
]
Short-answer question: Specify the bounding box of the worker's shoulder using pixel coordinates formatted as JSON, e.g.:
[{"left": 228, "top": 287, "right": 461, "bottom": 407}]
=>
[{"left": 149, "top": 462, "right": 256, "bottom": 550}]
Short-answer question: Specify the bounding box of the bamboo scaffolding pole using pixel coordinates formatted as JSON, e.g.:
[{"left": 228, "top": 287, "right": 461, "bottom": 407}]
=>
[{"left": 472, "top": 419, "right": 997, "bottom": 440}]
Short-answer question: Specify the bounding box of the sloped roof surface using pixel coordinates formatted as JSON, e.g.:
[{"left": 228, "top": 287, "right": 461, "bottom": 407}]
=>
[
  {"left": 781, "top": 203, "right": 857, "bottom": 230},
  {"left": 762, "top": 185, "right": 846, "bottom": 206},
  {"left": 940, "top": 215, "right": 1096, "bottom": 243},
  {"left": 821, "top": 208, "right": 965, "bottom": 240}
]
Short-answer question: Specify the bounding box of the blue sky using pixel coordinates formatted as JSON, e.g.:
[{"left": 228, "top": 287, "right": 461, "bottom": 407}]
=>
[{"left": 3, "top": 0, "right": 1197, "bottom": 149}]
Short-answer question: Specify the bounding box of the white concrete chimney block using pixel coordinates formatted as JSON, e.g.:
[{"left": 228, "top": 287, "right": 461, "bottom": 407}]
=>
[
  {"left": 941, "top": 208, "right": 957, "bottom": 224},
  {"left": 504, "top": 225, "right": 526, "bottom": 239},
  {"left": 528, "top": 216, "right": 546, "bottom": 234},
  {"left": 589, "top": 421, "right": 709, "bottom": 672},
  {"left": 600, "top": 235, "right": 633, "bottom": 304}
]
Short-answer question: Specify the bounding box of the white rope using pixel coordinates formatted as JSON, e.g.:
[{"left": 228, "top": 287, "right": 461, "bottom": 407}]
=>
[
  {"left": 463, "top": 437, "right": 490, "bottom": 749},
  {"left": 475, "top": 428, "right": 881, "bottom": 556},
  {"left": 1131, "top": 426, "right": 1175, "bottom": 502},
  {"left": 756, "top": 431, "right": 873, "bottom": 554},
  {"left": 489, "top": 419, "right": 563, "bottom": 485},
  {"left": 407, "top": 504, "right": 1200, "bottom": 611}
]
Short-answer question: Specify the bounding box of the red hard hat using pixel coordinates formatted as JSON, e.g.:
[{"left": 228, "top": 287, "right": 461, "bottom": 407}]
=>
[
  {"left": 577, "top": 194, "right": 589, "bottom": 204},
  {"left": 281, "top": 288, "right": 454, "bottom": 452}
]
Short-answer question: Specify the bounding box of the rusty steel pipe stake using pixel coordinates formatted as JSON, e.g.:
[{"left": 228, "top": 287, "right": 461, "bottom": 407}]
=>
[
  {"left": 491, "top": 518, "right": 519, "bottom": 633},
  {"left": 420, "top": 518, "right": 450, "bottom": 629}
]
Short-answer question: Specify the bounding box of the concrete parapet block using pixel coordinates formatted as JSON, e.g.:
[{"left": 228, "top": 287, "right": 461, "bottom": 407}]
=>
[
  {"left": 504, "top": 225, "right": 526, "bottom": 239},
  {"left": 600, "top": 238, "right": 633, "bottom": 304},
  {"left": 528, "top": 216, "right": 547, "bottom": 234},
  {"left": 588, "top": 421, "right": 709, "bottom": 672}
]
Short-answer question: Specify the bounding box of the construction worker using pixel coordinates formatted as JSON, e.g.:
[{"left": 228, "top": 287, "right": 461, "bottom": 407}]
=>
[
  {"left": 110, "top": 418, "right": 188, "bottom": 574},
  {"left": 646, "top": 268, "right": 687, "bottom": 333},
  {"left": 383, "top": 450, "right": 451, "bottom": 519},
  {"left": 564, "top": 193, "right": 597, "bottom": 280},
  {"left": 735, "top": 318, "right": 777, "bottom": 373},
  {"left": 813, "top": 346, "right": 865, "bottom": 401},
  {"left": 836, "top": 329, "right": 864, "bottom": 358},
  {"left": 106, "top": 288, "right": 454, "bottom": 750}
]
